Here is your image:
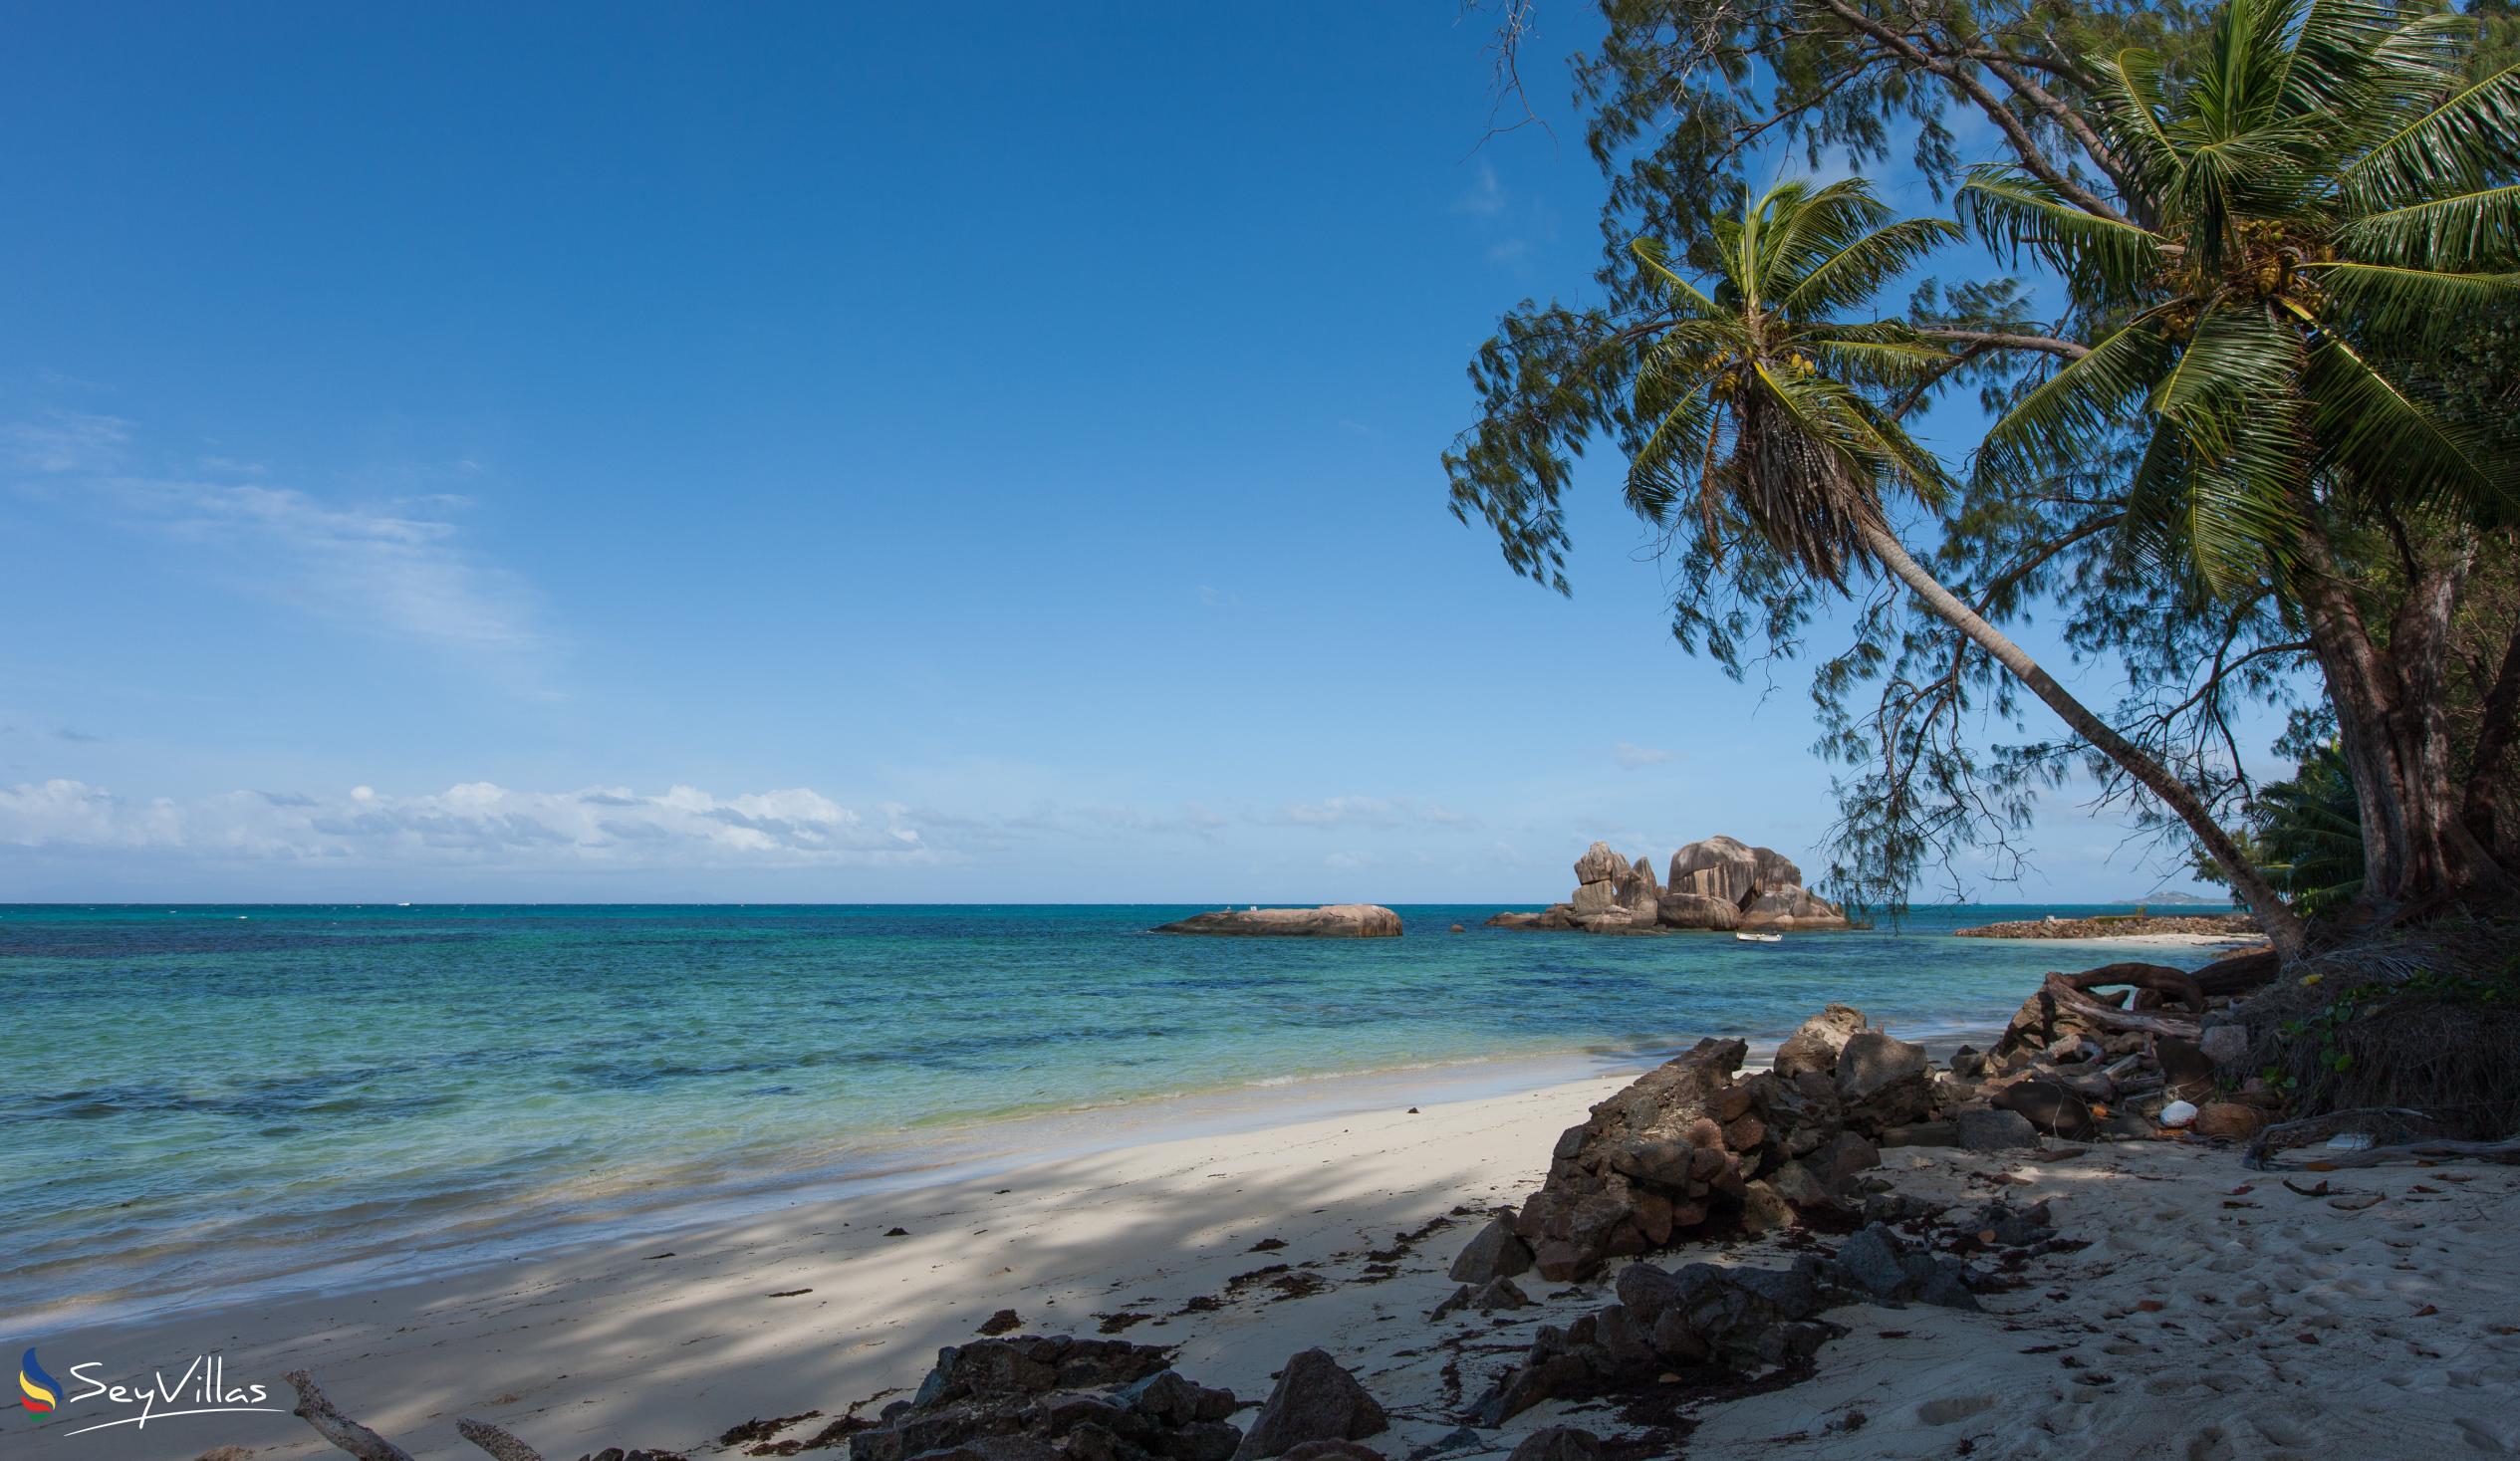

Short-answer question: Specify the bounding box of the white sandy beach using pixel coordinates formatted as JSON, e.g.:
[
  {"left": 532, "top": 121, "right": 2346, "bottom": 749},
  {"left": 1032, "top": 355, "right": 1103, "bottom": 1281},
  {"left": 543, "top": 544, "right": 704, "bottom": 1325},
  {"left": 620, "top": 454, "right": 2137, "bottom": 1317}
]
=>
[{"left": 19, "top": 1063, "right": 2516, "bottom": 1461}]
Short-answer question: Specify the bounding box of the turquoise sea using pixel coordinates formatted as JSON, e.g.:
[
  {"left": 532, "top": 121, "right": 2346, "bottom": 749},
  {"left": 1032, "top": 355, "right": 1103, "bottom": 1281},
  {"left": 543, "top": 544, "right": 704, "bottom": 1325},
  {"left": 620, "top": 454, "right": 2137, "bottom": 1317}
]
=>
[{"left": 0, "top": 901, "right": 2237, "bottom": 1321}]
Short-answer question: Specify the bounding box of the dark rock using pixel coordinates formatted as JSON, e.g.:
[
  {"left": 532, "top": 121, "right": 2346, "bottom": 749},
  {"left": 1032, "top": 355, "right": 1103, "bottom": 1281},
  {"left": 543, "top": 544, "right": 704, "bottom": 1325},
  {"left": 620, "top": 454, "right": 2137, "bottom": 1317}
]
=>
[
  {"left": 1825, "top": 1223, "right": 1981, "bottom": 1311},
  {"left": 1446, "top": 1216, "right": 1534, "bottom": 1284},
  {"left": 1882, "top": 1120, "right": 1959, "bottom": 1147},
  {"left": 1614, "top": 1258, "right": 1841, "bottom": 1370},
  {"left": 1971, "top": 1198, "right": 2054, "bottom": 1249},
  {"left": 1404, "top": 1430, "right": 1484, "bottom": 1461},
  {"left": 1860, "top": 1191, "right": 1948, "bottom": 1225},
  {"left": 979, "top": 1310, "right": 1024, "bottom": 1336},
  {"left": 1504, "top": 1428, "right": 1601, "bottom": 1461},
  {"left": 1152, "top": 906, "right": 1400, "bottom": 938},
  {"left": 1989, "top": 1080, "right": 2095, "bottom": 1138},
  {"left": 851, "top": 1338, "right": 1232, "bottom": 1461},
  {"left": 1774, "top": 1004, "right": 1868, "bottom": 1079},
  {"left": 1949, "top": 1046, "right": 1987, "bottom": 1079},
  {"left": 1746, "top": 1069, "right": 1846, "bottom": 1157},
  {"left": 1803, "top": 1130, "right": 1882, "bottom": 1187},
  {"left": 1428, "top": 1277, "right": 1531, "bottom": 1321},
  {"left": 1954, "top": 1108, "right": 2042, "bottom": 1151},
  {"left": 909, "top": 1439, "right": 1066, "bottom": 1461},
  {"left": 1233, "top": 1350, "right": 1386, "bottom": 1461},
  {"left": 1514, "top": 1039, "right": 1750, "bottom": 1280},
  {"left": 2154, "top": 1036, "right": 2217, "bottom": 1101},
  {"left": 1279, "top": 1445, "right": 1385, "bottom": 1461},
  {"left": 1835, "top": 1032, "right": 1937, "bottom": 1132}
]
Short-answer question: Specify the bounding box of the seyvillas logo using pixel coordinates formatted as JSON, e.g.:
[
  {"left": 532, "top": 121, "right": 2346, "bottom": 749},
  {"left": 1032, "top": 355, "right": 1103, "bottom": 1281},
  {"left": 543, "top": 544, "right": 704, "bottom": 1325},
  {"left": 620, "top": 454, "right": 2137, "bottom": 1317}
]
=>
[
  {"left": 19, "top": 1349, "right": 59, "bottom": 1414},
  {"left": 15, "top": 1349, "right": 284, "bottom": 1437}
]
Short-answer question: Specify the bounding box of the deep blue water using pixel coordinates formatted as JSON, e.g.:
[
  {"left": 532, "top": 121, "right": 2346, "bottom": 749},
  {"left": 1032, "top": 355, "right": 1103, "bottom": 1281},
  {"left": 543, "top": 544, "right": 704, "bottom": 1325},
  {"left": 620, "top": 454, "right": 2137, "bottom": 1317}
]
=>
[{"left": 0, "top": 901, "right": 2238, "bottom": 1316}]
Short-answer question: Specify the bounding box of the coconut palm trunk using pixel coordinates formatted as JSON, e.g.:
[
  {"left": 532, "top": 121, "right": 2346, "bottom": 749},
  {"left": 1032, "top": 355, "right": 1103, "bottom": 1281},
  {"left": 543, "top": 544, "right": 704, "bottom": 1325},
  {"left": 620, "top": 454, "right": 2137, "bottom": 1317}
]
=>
[{"left": 1858, "top": 522, "right": 2314, "bottom": 959}]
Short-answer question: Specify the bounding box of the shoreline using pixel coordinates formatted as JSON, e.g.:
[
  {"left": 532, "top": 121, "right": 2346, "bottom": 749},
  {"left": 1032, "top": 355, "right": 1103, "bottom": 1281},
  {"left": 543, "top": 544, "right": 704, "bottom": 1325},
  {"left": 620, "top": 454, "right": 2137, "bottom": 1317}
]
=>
[
  {"left": 6, "top": 1013, "right": 2013, "bottom": 1336},
  {"left": 17, "top": 1041, "right": 2514, "bottom": 1461}
]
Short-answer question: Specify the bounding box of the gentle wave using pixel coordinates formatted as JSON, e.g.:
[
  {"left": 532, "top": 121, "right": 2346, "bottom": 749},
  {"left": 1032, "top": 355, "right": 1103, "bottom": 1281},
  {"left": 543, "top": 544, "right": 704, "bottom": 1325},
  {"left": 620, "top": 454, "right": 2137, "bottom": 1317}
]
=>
[{"left": 0, "top": 900, "right": 2238, "bottom": 1319}]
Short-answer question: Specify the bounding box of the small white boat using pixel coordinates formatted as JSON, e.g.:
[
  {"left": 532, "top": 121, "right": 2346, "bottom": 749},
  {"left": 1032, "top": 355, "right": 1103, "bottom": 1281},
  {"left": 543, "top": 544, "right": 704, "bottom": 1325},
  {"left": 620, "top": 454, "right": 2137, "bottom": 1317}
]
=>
[{"left": 1734, "top": 931, "right": 1782, "bottom": 943}]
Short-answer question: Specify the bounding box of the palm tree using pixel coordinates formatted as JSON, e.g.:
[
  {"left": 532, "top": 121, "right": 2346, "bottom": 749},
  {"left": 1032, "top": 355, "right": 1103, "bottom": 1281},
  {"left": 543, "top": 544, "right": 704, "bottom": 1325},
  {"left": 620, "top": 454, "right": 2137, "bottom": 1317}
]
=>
[
  {"left": 1626, "top": 178, "right": 2315, "bottom": 954},
  {"left": 1964, "top": 0, "right": 2520, "bottom": 916}
]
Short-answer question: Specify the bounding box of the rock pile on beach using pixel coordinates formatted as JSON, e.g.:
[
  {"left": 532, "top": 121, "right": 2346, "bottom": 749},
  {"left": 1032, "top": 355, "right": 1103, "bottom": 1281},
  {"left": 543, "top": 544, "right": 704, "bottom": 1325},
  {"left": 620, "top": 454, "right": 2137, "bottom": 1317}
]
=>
[
  {"left": 1150, "top": 905, "right": 1402, "bottom": 938},
  {"left": 848, "top": 1336, "right": 1245, "bottom": 1461},
  {"left": 1485, "top": 837, "right": 1848, "bottom": 934},
  {"left": 1498, "top": 1018, "right": 1950, "bottom": 1282}
]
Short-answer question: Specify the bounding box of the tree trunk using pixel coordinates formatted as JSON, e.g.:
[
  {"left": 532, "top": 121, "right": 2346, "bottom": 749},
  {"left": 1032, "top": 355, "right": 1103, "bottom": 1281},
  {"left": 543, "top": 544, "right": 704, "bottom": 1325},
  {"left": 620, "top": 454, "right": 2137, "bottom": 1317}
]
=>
[
  {"left": 1858, "top": 523, "right": 2312, "bottom": 960},
  {"left": 2290, "top": 525, "right": 2517, "bottom": 919}
]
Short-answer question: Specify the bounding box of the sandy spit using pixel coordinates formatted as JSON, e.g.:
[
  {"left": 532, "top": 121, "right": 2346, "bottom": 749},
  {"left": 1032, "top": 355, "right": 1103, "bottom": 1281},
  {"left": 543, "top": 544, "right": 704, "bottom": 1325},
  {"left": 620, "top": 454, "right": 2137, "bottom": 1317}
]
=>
[{"left": 16, "top": 1073, "right": 2516, "bottom": 1461}]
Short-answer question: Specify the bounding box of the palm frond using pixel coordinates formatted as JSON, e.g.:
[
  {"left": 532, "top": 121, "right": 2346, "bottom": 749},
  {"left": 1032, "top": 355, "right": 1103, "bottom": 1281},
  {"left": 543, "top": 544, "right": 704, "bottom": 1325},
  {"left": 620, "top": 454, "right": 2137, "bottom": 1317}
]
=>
[
  {"left": 2299, "top": 327, "right": 2518, "bottom": 523},
  {"left": 1776, "top": 217, "right": 1960, "bottom": 318},
  {"left": 1628, "top": 238, "right": 1727, "bottom": 320},
  {"left": 2337, "top": 64, "right": 2520, "bottom": 214},
  {"left": 1958, "top": 166, "right": 2167, "bottom": 297},
  {"left": 2335, "top": 182, "right": 2520, "bottom": 271},
  {"left": 1975, "top": 316, "right": 2180, "bottom": 486},
  {"left": 2302, "top": 261, "right": 2520, "bottom": 343}
]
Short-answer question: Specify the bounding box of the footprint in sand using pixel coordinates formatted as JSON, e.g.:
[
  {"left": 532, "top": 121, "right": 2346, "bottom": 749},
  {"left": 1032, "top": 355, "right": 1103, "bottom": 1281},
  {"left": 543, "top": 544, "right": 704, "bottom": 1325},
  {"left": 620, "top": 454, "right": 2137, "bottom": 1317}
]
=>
[
  {"left": 2455, "top": 1416, "right": 2511, "bottom": 1453},
  {"left": 1917, "top": 1393, "right": 2000, "bottom": 1425}
]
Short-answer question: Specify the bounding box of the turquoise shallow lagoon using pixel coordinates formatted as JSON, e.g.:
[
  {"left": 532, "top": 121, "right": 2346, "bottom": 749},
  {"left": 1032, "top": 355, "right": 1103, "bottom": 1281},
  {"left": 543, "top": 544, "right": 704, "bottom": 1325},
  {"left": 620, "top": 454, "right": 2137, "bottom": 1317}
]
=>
[{"left": 0, "top": 902, "right": 2237, "bottom": 1318}]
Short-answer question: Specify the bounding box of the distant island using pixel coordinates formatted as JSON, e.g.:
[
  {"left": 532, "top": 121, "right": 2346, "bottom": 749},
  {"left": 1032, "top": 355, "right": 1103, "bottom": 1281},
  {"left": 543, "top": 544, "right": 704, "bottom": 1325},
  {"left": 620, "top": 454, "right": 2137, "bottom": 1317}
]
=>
[{"left": 2111, "top": 890, "right": 2226, "bottom": 906}]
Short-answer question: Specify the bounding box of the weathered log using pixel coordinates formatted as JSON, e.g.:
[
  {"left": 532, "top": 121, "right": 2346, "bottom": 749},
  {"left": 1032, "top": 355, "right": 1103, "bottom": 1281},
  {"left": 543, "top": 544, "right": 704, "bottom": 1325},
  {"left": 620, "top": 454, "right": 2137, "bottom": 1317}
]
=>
[
  {"left": 2238, "top": 1106, "right": 2506, "bottom": 1170},
  {"left": 2193, "top": 946, "right": 2281, "bottom": 997},
  {"left": 2037, "top": 973, "right": 2201, "bottom": 1040},
  {"left": 2057, "top": 963, "right": 2205, "bottom": 1015},
  {"left": 283, "top": 1372, "right": 416, "bottom": 1461},
  {"left": 457, "top": 1419, "right": 547, "bottom": 1461},
  {"left": 2266, "top": 1137, "right": 2520, "bottom": 1169}
]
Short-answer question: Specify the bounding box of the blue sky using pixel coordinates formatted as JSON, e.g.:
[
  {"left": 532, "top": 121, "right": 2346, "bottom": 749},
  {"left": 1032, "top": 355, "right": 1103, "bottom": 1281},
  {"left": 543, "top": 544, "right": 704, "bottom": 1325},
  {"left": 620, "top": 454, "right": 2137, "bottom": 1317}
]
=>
[{"left": 0, "top": 4, "right": 2255, "bottom": 903}]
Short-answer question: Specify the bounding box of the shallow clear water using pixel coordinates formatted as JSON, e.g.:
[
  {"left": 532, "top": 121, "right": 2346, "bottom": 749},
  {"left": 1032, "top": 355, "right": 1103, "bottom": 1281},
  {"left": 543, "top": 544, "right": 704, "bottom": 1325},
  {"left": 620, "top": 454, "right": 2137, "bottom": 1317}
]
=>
[{"left": 0, "top": 901, "right": 2232, "bottom": 1316}]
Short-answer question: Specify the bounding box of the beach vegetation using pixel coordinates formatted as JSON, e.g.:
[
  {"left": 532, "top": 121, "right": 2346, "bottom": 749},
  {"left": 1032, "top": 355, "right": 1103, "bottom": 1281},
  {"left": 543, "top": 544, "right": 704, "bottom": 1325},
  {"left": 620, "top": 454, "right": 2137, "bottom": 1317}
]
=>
[{"left": 1445, "top": 0, "right": 2520, "bottom": 957}]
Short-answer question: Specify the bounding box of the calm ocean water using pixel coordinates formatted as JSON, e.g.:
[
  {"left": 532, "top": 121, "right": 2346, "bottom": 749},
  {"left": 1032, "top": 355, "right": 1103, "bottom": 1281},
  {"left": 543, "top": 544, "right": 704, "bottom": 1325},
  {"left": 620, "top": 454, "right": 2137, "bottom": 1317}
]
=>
[{"left": 0, "top": 901, "right": 2235, "bottom": 1319}]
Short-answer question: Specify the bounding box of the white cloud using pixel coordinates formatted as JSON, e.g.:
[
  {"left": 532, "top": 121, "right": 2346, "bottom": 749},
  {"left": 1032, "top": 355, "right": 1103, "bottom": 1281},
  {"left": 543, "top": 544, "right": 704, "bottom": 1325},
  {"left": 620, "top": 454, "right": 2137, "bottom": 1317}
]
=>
[
  {"left": 0, "top": 779, "right": 928, "bottom": 869},
  {"left": 1612, "top": 741, "right": 1677, "bottom": 770},
  {"left": 6, "top": 411, "right": 546, "bottom": 664},
  {"left": 108, "top": 476, "right": 544, "bottom": 652},
  {"left": 1277, "top": 796, "right": 1476, "bottom": 830}
]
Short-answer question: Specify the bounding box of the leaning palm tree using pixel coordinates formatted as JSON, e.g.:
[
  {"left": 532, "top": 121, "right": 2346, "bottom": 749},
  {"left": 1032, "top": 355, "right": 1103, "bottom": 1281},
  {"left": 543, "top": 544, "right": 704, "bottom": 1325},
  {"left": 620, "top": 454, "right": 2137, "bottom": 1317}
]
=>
[
  {"left": 1962, "top": 0, "right": 2520, "bottom": 917},
  {"left": 1625, "top": 178, "right": 2315, "bottom": 953}
]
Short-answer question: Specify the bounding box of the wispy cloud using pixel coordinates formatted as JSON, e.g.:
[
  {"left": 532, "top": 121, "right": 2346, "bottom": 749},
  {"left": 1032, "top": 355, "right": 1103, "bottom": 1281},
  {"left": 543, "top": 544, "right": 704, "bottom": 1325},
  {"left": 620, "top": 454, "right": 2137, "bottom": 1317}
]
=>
[
  {"left": 113, "top": 477, "right": 546, "bottom": 652},
  {"left": 5, "top": 410, "right": 132, "bottom": 473},
  {"left": 1276, "top": 796, "right": 1476, "bottom": 830},
  {"left": 0, "top": 779, "right": 928, "bottom": 868},
  {"left": 1453, "top": 159, "right": 1508, "bottom": 217},
  {"left": 5, "top": 410, "right": 549, "bottom": 665},
  {"left": 1611, "top": 741, "right": 1676, "bottom": 770}
]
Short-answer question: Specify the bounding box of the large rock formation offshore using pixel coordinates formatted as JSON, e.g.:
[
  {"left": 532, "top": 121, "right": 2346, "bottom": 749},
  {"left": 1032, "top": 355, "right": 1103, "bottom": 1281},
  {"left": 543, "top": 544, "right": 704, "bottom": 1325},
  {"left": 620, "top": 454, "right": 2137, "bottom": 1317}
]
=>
[
  {"left": 1151, "top": 904, "right": 1401, "bottom": 937},
  {"left": 1489, "top": 837, "right": 1848, "bottom": 933}
]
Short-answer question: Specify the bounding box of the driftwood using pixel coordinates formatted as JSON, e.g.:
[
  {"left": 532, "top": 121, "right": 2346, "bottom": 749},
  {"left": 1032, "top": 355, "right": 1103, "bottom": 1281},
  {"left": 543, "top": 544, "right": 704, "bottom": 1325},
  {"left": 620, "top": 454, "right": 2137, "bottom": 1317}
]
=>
[
  {"left": 2271, "top": 1137, "right": 2520, "bottom": 1169},
  {"left": 286, "top": 1370, "right": 551, "bottom": 1461},
  {"left": 2058, "top": 963, "right": 2206, "bottom": 1015},
  {"left": 2037, "top": 973, "right": 2202, "bottom": 1040},
  {"left": 2244, "top": 1107, "right": 2438, "bottom": 1168},
  {"left": 2193, "top": 946, "right": 2281, "bottom": 997},
  {"left": 457, "top": 1418, "right": 549, "bottom": 1461},
  {"left": 283, "top": 1372, "right": 416, "bottom": 1461}
]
